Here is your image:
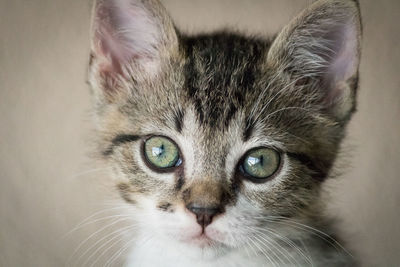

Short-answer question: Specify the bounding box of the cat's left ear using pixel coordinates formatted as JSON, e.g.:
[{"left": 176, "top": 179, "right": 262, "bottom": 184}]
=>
[
  {"left": 89, "top": 0, "right": 178, "bottom": 98},
  {"left": 267, "top": 0, "right": 362, "bottom": 121}
]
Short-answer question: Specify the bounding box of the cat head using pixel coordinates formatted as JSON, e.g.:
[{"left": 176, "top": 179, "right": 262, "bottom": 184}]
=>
[{"left": 88, "top": 0, "right": 361, "bottom": 259}]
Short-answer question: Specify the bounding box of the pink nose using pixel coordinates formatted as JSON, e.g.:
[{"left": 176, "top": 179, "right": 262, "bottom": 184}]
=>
[{"left": 186, "top": 204, "right": 222, "bottom": 228}]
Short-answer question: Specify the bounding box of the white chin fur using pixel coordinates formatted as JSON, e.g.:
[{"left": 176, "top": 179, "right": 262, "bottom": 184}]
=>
[{"left": 125, "top": 237, "right": 267, "bottom": 267}]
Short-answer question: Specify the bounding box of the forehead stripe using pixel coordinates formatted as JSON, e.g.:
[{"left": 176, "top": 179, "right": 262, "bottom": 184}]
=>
[
  {"left": 174, "top": 108, "right": 185, "bottom": 133},
  {"left": 103, "top": 134, "right": 141, "bottom": 156}
]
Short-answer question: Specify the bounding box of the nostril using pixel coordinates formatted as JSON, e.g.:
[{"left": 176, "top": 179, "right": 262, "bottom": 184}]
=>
[{"left": 186, "top": 204, "right": 222, "bottom": 228}]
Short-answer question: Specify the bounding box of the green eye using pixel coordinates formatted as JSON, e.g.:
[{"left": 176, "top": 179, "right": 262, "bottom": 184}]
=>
[
  {"left": 241, "top": 147, "right": 280, "bottom": 180},
  {"left": 144, "top": 136, "right": 181, "bottom": 169}
]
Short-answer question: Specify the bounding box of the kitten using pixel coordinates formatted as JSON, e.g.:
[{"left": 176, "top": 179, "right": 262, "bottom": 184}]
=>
[{"left": 88, "top": 0, "right": 362, "bottom": 266}]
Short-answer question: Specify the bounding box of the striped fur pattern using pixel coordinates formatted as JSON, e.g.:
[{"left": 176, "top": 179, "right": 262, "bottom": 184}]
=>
[{"left": 88, "top": 0, "right": 362, "bottom": 266}]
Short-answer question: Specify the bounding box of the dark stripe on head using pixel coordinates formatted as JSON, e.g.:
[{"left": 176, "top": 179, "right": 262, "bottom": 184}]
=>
[
  {"left": 182, "top": 38, "right": 198, "bottom": 98},
  {"left": 181, "top": 32, "right": 267, "bottom": 129},
  {"left": 243, "top": 117, "right": 255, "bottom": 141},
  {"left": 287, "top": 152, "right": 331, "bottom": 182},
  {"left": 224, "top": 103, "right": 237, "bottom": 128},
  {"left": 103, "top": 134, "right": 141, "bottom": 156},
  {"left": 174, "top": 108, "right": 185, "bottom": 133},
  {"left": 194, "top": 99, "right": 204, "bottom": 124}
]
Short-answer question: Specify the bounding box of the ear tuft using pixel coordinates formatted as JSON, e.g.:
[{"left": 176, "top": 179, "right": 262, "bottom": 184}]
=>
[{"left": 268, "top": 0, "right": 362, "bottom": 121}]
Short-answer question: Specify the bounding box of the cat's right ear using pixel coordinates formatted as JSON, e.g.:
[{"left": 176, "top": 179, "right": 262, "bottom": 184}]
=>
[{"left": 88, "top": 0, "right": 178, "bottom": 100}]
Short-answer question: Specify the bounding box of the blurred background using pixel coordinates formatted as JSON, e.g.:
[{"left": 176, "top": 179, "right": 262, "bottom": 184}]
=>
[{"left": 0, "top": 0, "right": 399, "bottom": 266}]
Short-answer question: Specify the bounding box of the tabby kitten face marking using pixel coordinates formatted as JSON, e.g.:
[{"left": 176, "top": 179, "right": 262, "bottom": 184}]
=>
[{"left": 88, "top": 0, "right": 361, "bottom": 265}]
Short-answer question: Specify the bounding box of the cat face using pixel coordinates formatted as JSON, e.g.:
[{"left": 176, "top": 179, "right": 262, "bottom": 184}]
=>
[{"left": 89, "top": 0, "right": 361, "bottom": 260}]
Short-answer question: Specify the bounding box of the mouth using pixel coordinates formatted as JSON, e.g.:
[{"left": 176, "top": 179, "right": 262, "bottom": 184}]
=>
[{"left": 185, "top": 233, "right": 216, "bottom": 248}]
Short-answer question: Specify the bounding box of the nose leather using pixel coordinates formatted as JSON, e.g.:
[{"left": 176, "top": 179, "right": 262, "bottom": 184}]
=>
[{"left": 186, "top": 204, "right": 222, "bottom": 228}]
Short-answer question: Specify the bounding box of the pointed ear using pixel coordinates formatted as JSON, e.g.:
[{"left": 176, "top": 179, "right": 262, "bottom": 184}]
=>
[
  {"left": 89, "top": 0, "right": 178, "bottom": 97},
  {"left": 267, "top": 0, "right": 362, "bottom": 121}
]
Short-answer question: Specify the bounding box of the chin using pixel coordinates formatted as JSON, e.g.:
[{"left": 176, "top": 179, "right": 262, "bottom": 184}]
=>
[
  {"left": 165, "top": 229, "right": 231, "bottom": 260},
  {"left": 125, "top": 231, "right": 229, "bottom": 267}
]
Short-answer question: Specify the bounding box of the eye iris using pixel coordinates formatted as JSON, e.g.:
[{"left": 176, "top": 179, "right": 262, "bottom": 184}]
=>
[
  {"left": 243, "top": 148, "right": 280, "bottom": 179},
  {"left": 144, "top": 137, "right": 179, "bottom": 168}
]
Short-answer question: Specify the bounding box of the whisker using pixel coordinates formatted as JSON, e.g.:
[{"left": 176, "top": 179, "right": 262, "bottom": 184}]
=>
[
  {"left": 92, "top": 228, "right": 137, "bottom": 266},
  {"left": 251, "top": 233, "right": 282, "bottom": 267},
  {"left": 89, "top": 225, "right": 137, "bottom": 267},
  {"left": 255, "top": 215, "right": 353, "bottom": 258},
  {"left": 243, "top": 225, "right": 285, "bottom": 266},
  {"left": 63, "top": 214, "right": 132, "bottom": 240},
  {"left": 68, "top": 217, "right": 131, "bottom": 265},
  {"left": 105, "top": 234, "right": 154, "bottom": 267},
  {"left": 276, "top": 218, "right": 349, "bottom": 255},
  {"left": 245, "top": 239, "right": 260, "bottom": 265},
  {"left": 243, "top": 240, "right": 253, "bottom": 261},
  {"left": 62, "top": 206, "right": 130, "bottom": 239},
  {"left": 249, "top": 226, "right": 299, "bottom": 266},
  {"left": 247, "top": 235, "right": 275, "bottom": 267},
  {"left": 255, "top": 226, "right": 314, "bottom": 266},
  {"left": 104, "top": 237, "right": 136, "bottom": 267},
  {"left": 79, "top": 225, "right": 137, "bottom": 267}
]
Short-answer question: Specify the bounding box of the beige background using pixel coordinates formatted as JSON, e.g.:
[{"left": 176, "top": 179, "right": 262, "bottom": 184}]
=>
[{"left": 0, "top": 0, "right": 399, "bottom": 266}]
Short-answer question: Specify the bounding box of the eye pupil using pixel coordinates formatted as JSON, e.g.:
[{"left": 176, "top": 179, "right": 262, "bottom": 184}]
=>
[
  {"left": 152, "top": 145, "right": 164, "bottom": 157},
  {"left": 241, "top": 147, "right": 280, "bottom": 180},
  {"left": 144, "top": 136, "right": 181, "bottom": 170},
  {"left": 247, "top": 156, "right": 260, "bottom": 166}
]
